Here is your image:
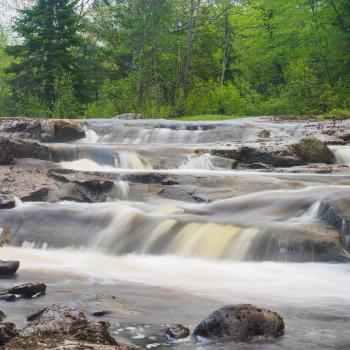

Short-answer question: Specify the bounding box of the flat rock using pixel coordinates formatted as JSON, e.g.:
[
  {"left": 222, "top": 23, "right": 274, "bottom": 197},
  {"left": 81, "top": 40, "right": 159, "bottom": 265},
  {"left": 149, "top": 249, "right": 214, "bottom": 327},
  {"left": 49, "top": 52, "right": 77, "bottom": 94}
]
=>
[
  {"left": 0, "top": 261, "right": 19, "bottom": 276},
  {"left": 193, "top": 304, "right": 284, "bottom": 341}
]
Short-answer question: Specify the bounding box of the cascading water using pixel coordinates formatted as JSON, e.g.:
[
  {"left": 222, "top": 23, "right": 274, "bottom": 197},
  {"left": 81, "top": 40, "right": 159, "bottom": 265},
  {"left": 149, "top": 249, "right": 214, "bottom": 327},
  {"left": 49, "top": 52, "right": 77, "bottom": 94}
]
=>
[
  {"left": 330, "top": 145, "right": 350, "bottom": 165},
  {"left": 1, "top": 117, "right": 350, "bottom": 350}
]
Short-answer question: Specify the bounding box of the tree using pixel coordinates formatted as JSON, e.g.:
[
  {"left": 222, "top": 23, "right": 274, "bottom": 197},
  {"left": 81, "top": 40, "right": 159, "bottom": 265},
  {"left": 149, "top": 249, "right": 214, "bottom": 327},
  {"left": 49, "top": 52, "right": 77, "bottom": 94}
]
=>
[{"left": 5, "top": 0, "right": 81, "bottom": 111}]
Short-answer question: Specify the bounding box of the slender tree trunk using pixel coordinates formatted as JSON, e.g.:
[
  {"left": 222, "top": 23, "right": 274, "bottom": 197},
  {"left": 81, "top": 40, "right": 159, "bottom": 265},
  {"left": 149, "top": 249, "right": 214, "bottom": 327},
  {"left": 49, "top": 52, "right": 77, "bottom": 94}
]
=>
[{"left": 220, "top": 14, "right": 231, "bottom": 87}]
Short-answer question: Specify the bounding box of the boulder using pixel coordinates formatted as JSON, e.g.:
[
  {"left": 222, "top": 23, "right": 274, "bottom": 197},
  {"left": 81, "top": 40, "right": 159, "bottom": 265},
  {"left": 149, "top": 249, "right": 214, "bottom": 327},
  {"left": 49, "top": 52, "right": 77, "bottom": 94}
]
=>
[
  {"left": 51, "top": 120, "right": 86, "bottom": 142},
  {"left": 5, "top": 282, "right": 46, "bottom": 298},
  {"left": 4, "top": 304, "right": 135, "bottom": 349},
  {"left": 290, "top": 138, "right": 335, "bottom": 164},
  {"left": 23, "top": 304, "right": 117, "bottom": 344},
  {"left": 0, "top": 322, "right": 17, "bottom": 346},
  {"left": 193, "top": 304, "right": 284, "bottom": 341},
  {"left": 165, "top": 324, "right": 190, "bottom": 340},
  {"left": 0, "top": 261, "right": 20, "bottom": 276}
]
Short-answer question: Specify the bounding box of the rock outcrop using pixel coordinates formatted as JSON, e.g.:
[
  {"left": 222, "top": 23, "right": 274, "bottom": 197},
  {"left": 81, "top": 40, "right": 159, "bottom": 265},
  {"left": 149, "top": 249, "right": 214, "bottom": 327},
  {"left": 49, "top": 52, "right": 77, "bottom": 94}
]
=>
[
  {"left": 4, "top": 304, "right": 134, "bottom": 350},
  {"left": 0, "top": 118, "right": 85, "bottom": 143},
  {"left": 193, "top": 304, "right": 284, "bottom": 341},
  {"left": 211, "top": 138, "right": 335, "bottom": 168}
]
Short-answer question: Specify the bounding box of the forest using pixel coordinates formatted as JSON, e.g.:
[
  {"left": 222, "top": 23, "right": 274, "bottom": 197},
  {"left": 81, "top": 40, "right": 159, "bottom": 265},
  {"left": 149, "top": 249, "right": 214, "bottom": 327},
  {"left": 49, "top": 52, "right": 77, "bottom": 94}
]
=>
[{"left": 0, "top": 0, "right": 350, "bottom": 119}]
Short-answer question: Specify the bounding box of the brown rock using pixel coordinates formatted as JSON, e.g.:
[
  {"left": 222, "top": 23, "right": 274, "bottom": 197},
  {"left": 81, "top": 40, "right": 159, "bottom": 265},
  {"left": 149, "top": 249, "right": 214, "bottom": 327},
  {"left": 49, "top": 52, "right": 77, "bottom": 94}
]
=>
[{"left": 193, "top": 304, "right": 284, "bottom": 341}]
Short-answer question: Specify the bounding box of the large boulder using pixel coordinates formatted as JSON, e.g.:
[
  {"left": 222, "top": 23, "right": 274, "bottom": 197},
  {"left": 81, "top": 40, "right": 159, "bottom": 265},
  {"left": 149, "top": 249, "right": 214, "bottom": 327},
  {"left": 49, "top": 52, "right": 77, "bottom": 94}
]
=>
[
  {"left": 50, "top": 120, "right": 86, "bottom": 142},
  {"left": 290, "top": 138, "right": 335, "bottom": 164},
  {"left": 0, "top": 261, "right": 20, "bottom": 276},
  {"left": 193, "top": 304, "right": 284, "bottom": 341},
  {"left": 22, "top": 304, "right": 118, "bottom": 344},
  {"left": 5, "top": 304, "right": 135, "bottom": 350}
]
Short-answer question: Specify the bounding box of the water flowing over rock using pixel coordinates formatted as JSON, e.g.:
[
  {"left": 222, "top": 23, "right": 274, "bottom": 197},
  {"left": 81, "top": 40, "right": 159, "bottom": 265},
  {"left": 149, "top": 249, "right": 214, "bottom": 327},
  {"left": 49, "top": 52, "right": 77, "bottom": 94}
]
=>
[{"left": 193, "top": 305, "right": 284, "bottom": 341}]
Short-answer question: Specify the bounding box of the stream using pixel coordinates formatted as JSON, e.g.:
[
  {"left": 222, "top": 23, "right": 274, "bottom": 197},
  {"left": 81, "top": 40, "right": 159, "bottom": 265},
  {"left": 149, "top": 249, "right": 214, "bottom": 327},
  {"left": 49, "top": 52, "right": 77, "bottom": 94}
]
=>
[{"left": 1, "top": 117, "right": 350, "bottom": 349}]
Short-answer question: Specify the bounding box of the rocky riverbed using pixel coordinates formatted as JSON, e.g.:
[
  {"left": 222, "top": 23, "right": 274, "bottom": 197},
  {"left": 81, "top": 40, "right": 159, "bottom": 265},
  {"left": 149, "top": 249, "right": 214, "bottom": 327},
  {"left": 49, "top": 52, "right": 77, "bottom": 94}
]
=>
[{"left": 0, "top": 116, "right": 350, "bottom": 349}]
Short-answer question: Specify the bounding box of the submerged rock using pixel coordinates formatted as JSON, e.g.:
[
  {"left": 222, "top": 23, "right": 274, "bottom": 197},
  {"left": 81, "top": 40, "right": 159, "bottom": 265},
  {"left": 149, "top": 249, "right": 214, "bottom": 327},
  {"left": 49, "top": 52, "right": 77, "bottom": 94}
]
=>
[
  {"left": 0, "top": 261, "right": 20, "bottom": 276},
  {"left": 165, "top": 324, "right": 190, "bottom": 340},
  {"left": 193, "top": 304, "right": 284, "bottom": 341},
  {"left": 5, "top": 304, "right": 135, "bottom": 350}
]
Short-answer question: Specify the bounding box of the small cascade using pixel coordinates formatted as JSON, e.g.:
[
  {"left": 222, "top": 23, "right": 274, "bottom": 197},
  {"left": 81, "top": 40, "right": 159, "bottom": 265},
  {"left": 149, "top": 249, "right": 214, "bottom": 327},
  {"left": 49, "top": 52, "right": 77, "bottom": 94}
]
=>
[
  {"left": 79, "top": 127, "right": 100, "bottom": 143},
  {"left": 114, "top": 180, "right": 130, "bottom": 200},
  {"left": 330, "top": 146, "right": 350, "bottom": 165},
  {"left": 114, "top": 152, "right": 152, "bottom": 170},
  {"left": 178, "top": 153, "right": 217, "bottom": 170}
]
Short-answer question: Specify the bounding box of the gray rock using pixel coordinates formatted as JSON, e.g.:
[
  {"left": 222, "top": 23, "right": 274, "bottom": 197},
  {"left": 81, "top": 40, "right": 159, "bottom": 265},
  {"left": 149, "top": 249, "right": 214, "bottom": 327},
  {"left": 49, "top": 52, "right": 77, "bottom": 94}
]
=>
[
  {"left": 193, "top": 304, "right": 284, "bottom": 341},
  {"left": 165, "top": 324, "right": 190, "bottom": 340},
  {"left": 6, "top": 282, "right": 46, "bottom": 298},
  {"left": 0, "top": 261, "right": 20, "bottom": 276},
  {"left": 22, "top": 304, "right": 115, "bottom": 343}
]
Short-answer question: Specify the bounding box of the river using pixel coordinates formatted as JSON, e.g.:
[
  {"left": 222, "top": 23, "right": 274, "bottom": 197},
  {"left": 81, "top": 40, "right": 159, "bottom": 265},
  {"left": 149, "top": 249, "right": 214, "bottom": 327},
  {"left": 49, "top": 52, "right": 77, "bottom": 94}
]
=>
[{"left": 1, "top": 117, "right": 350, "bottom": 349}]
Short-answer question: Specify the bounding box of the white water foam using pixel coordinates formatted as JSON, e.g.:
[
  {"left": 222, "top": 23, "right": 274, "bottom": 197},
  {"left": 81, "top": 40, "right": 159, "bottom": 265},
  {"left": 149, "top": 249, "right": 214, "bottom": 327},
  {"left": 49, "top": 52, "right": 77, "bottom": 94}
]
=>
[
  {"left": 330, "top": 145, "right": 350, "bottom": 165},
  {"left": 1, "top": 247, "right": 350, "bottom": 308}
]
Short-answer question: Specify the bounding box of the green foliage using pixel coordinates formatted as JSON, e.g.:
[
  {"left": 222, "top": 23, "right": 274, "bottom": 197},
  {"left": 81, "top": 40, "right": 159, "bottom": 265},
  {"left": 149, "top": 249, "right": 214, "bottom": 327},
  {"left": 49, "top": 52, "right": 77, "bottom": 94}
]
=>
[
  {"left": 325, "top": 109, "right": 350, "bottom": 120},
  {"left": 1, "top": 0, "right": 350, "bottom": 119}
]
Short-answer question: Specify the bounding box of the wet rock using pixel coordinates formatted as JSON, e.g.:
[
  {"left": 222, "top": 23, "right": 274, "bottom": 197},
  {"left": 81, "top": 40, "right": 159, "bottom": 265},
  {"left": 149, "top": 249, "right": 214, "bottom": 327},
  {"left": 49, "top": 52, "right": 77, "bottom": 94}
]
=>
[
  {"left": 0, "top": 197, "right": 15, "bottom": 209},
  {"left": 211, "top": 156, "right": 238, "bottom": 169},
  {"left": 1, "top": 137, "right": 52, "bottom": 161},
  {"left": 24, "top": 304, "right": 115, "bottom": 343},
  {"left": 0, "top": 261, "right": 20, "bottom": 276},
  {"left": 165, "top": 324, "right": 190, "bottom": 340},
  {"left": 6, "top": 339, "right": 135, "bottom": 350},
  {"left": 193, "top": 304, "right": 284, "bottom": 341},
  {"left": 319, "top": 199, "right": 350, "bottom": 253},
  {"left": 338, "top": 131, "right": 350, "bottom": 143},
  {"left": 0, "top": 311, "right": 5, "bottom": 322},
  {"left": 258, "top": 129, "right": 271, "bottom": 138},
  {"left": 290, "top": 138, "right": 335, "bottom": 164},
  {"left": 0, "top": 294, "right": 16, "bottom": 302},
  {"left": 6, "top": 282, "right": 46, "bottom": 298},
  {"left": 51, "top": 120, "right": 86, "bottom": 142},
  {"left": 0, "top": 322, "right": 17, "bottom": 346},
  {"left": 0, "top": 118, "right": 42, "bottom": 140},
  {"left": 92, "top": 310, "right": 113, "bottom": 317}
]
